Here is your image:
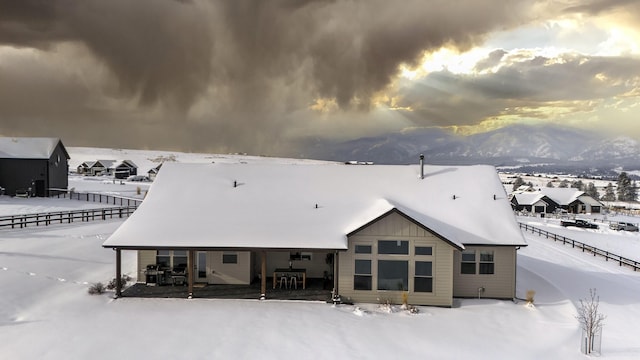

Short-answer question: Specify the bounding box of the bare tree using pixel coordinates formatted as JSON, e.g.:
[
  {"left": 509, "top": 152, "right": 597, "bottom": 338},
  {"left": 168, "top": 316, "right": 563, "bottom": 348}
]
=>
[{"left": 576, "top": 288, "right": 606, "bottom": 354}]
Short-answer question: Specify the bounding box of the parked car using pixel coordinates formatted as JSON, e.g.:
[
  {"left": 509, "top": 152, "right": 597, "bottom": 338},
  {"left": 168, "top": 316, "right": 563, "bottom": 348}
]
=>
[
  {"left": 15, "top": 188, "right": 29, "bottom": 198},
  {"left": 560, "top": 219, "right": 599, "bottom": 229},
  {"left": 126, "top": 175, "right": 150, "bottom": 182},
  {"left": 609, "top": 222, "right": 639, "bottom": 232}
]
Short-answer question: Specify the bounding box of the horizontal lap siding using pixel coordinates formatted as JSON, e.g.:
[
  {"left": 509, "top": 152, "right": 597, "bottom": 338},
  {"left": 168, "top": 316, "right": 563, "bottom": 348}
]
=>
[
  {"left": 452, "top": 246, "right": 516, "bottom": 299},
  {"left": 137, "top": 250, "right": 156, "bottom": 282},
  {"left": 339, "top": 212, "right": 454, "bottom": 307}
]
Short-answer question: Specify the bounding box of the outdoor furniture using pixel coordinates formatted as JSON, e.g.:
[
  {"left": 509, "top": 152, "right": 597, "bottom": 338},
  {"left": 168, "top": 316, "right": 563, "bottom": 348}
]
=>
[
  {"left": 272, "top": 268, "right": 306, "bottom": 289},
  {"left": 289, "top": 275, "right": 297, "bottom": 289},
  {"left": 279, "top": 274, "right": 288, "bottom": 289}
]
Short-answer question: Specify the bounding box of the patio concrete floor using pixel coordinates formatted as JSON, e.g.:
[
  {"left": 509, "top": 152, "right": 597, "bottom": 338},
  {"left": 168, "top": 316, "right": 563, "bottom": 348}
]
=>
[{"left": 122, "top": 277, "right": 334, "bottom": 302}]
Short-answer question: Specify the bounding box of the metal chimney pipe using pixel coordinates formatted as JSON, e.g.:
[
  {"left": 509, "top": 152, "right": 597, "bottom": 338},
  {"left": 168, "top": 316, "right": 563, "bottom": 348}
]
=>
[{"left": 419, "top": 154, "right": 425, "bottom": 179}]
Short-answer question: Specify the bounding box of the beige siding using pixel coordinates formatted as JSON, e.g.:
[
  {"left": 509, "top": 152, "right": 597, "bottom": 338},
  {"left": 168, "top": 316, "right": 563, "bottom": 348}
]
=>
[
  {"left": 137, "top": 250, "right": 156, "bottom": 282},
  {"left": 338, "top": 212, "right": 455, "bottom": 307},
  {"left": 208, "top": 251, "right": 252, "bottom": 284},
  {"left": 452, "top": 246, "right": 517, "bottom": 299}
]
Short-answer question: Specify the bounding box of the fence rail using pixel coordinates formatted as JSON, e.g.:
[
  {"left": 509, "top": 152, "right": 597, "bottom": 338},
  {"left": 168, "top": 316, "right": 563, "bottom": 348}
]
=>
[
  {"left": 0, "top": 206, "right": 137, "bottom": 229},
  {"left": 519, "top": 222, "right": 640, "bottom": 272},
  {"left": 48, "top": 189, "right": 143, "bottom": 208}
]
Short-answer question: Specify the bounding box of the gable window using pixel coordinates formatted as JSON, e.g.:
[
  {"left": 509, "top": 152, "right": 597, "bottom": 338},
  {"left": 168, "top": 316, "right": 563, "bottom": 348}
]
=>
[
  {"left": 414, "top": 261, "right": 433, "bottom": 292},
  {"left": 378, "top": 240, "right": 408, "bottom": 255},
  {"left": 355, "top": 245, "right": 372, "bottom": 254},
  {"left": 479, "top": 251, "right": 495, "bottom": 274},
  {"left": 415, "top": 246, "right": 433, "bottom": 256},
  {"left": 222, "top": 252, "right": 238, "bottom": 264},
  {"left": 461, "top": 250, "right": 476, "bottom": 274},
  {"left": 354, "top": 260, "right": 372, "bottom": 290},
  {"left": 378, "top": 260, "right": 408, "bottom": 291}
]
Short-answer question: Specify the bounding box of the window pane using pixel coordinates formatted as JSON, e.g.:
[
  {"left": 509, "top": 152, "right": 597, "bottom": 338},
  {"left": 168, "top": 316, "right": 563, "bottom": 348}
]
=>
[
  {"left": 377, "top": 260, "right": 408, "bottom": 291},
  {"left": 354, "top": 275, "right": 372, "bottom": 290},
  {"left": 173, "top": 250, "right": 188, "bottom": 268},
  {"left": 355, "top": 245, "right": 372, "bottom": 254},
  {"left": 378, "top": 240, "right": 409, "bottom": 255},
  {"left": 461, "top": 250, "right": 475, "bottom": 262},
  {"left": 156, "top": 250, "right": 170, "bottom": 268},
  {"left": 197, "top": 252, "right": 207, "bottom": 278},
  {"left": 355, "top": 260, "right": 371, "bottom": 275},
  {"left": 479, "top": 262, "right": 495, "bottom": 274},
  {"left": 414, "top": 277, "right": 433, "bottom": 292},
  {"left": 461, "top": 262, "right": 476, "bottom": 274},
  {"left": 415, "top": 261, "right": 432, "bottom": 276},
  {"left": 222, "top": 253, "right": 238, "bottom": 264},
  {"left": 415, "top": 246, "right": 433, "bottom": 256},
  {"left": 480, "top": 251, "right": 494, "bottom": 262}
]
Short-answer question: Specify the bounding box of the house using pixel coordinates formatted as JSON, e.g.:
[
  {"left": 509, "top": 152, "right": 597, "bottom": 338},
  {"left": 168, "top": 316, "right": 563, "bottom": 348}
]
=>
[
  {"left": 114, "top": 160, "right": 138, "bottom": 179},
  {"left": 0, "top": 137, "right": 69, "bottom": 197},
  {"left": 76, "top": 160, "right": 116, "bottom": 176},
  {"left": 103, "top": 161, "right": 527, "bottom": 306},
  {"left": 511, "top": 188, "right": 602, "bottom": 214},
  {"left": 147, "top": 163, "right": 163, "bottom": 181}
]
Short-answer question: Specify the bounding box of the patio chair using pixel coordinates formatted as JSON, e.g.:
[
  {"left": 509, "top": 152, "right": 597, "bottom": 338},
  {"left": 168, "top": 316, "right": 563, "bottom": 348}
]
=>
[{"left": 278, "top": 274, "right": 288, "bottom": 289}]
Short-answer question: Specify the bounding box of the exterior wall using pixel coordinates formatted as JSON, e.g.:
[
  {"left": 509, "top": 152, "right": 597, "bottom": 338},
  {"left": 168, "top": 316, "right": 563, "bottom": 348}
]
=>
[
  {"left": 452, "top": 246, "right": 517, "bottom": 299},
  {"left": 47, "top": 142, "right": 69, "bottom": 194},
  {"left": 0, "top": 159, "right": 47, "bottom": 196},
  {"left": 207, "top": 251, "right": 252, "bottom": 284},
  {"left": 338, "top": 212, "right": 455, "bottom": 307}
]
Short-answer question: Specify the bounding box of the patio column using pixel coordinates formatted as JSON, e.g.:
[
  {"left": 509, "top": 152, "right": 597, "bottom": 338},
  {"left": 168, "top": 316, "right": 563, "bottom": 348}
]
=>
[
  {"left": 188, "top": 250, "right": 194, "bottom": 299},
  {"left": 260, "top": 250, "right": 267, "bottom": 299},
  {"left": 115, "top": 248, "right": 122, "bottom": 298},
  {"left": 333, "top": 251, "right": 340, "bottom": 302}
]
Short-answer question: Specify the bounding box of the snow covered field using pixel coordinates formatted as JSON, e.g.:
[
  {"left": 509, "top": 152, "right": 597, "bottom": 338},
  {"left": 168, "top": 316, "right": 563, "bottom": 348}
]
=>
[{"left": 2, "top": 197, "right": 640, "bottom": 359}]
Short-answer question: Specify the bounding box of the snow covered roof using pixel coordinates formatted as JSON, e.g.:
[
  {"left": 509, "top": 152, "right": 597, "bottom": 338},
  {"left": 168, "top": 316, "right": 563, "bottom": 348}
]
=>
[
  {"left": 0, "top": 137, "right": 67, "bottom": 159},
  {"left": 512, "top": 193, "right": 548, "bottom": 206},
  {"left": 103, "top": 163, "right": 527, "bottom": 250}
]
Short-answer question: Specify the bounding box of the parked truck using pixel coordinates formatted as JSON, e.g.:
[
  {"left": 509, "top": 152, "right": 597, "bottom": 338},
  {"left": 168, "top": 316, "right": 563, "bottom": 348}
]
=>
[{"left": 560, "top": 219, "right": 599, "bottom": 229}]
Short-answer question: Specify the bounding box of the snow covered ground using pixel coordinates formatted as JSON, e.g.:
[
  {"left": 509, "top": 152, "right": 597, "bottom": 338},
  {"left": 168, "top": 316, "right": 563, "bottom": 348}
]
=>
[{"left": 2, "top": 197, "right": 640, "bottom": 359}]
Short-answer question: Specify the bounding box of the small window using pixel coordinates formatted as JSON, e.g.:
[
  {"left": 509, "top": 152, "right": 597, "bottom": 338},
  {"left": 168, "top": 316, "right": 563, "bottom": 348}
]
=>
[
  {"left": 156, "top": 250, "right": 170, "bottom": 268},
  {"left": 378, "top": 240, "right": 409, "bottom": 255},
  {"left": 414, "top": 261, "right": 433, "bottom": 292},
  {"left": 354, "top": 260, "right": 372, "bottom": 290},
  {"left": 479, "top": 251, "right": 495, "bottom": 274},
  {"left": 415, "top": 246, "right": 433, "bottom": 256},
  {"left": 222, "top": 253, "right": 238, "bottom": 264},
  {"left": 355, "top": 245, "right": 372, "bottom": 254},
  {"left": 461, "top": 250, "right": 476, "bottom": 274},
  {"left": 289, "top": 252, "right": 312, "bottom": 261}
]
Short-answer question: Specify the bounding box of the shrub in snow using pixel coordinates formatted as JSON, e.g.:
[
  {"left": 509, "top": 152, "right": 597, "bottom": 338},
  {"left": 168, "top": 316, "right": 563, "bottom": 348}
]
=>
[
  {"left": 88, "top": 282, "right": 105, "bottom": 295},
  {"left": 106, "top": 274, "right": 132, "bottom": 290},
  {"left": 525, "top": 290, "right": 536, "bottom": 305}
]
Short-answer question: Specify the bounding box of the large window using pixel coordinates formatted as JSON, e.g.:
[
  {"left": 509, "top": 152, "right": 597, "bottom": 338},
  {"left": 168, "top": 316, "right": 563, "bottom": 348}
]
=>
[
  {"left": 479, "top": 251, "right": 495, "bottom": 274},
  {"left": 378, "top": 240, "right": 409, "bottom": 255},
  {"left": 354, "top": 260, "right": 372, "bottom": 290},
  {"left": 414, "top": 261, "right": 433, "bottom": 292},
  {"left": 461, "top": 250, "right": 476, "bottom": 274},
  {"left": 173, "top": 250, "right": 188, "bottom": 269},
  {"left": 156, "top": 250, "right": 171, "bottom": 268},
  {"left": 156, "top": 250, "right": 188, "bottom": 270},
  {"left": 377, "top": 260, "right": 408, "bottom": 291}
]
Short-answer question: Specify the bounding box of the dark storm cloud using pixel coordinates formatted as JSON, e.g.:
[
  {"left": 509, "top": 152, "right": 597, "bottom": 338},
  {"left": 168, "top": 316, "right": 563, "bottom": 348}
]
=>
[
  {"left": 394, "top": 53, "right": 640, "bottom": 127},
  {"left": 0, "top": 0, "right": 533, "bottom": 154}
]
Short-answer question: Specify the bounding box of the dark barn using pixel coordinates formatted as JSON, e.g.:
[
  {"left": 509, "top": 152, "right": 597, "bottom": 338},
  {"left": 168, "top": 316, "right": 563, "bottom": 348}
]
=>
[{"left": 0, "top": 137, "right": 70, "bottom": 197}]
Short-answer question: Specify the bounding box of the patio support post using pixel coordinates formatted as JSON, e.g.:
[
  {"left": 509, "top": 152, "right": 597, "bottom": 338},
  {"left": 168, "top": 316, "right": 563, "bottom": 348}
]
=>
[
  {"left": 115, "top": 248, "right": 122, "bottom": 298},
  {"left": 188, "top": 250, "right": 194, "bottom": 299},
  {"left": 260, "top": 250, "right": 267, "bottom": 300},
  {"left": 333, "top": 251, "right": 340, "bottom": 303}
]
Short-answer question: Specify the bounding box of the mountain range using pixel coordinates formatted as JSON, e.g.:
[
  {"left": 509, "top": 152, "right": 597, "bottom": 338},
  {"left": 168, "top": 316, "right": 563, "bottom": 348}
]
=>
[{"left": 300, "top": 124, "right": 640, "bottom": 168}]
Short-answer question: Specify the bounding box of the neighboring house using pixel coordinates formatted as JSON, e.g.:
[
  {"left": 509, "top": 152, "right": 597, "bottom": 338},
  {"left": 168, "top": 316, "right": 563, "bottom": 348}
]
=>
[
  {"left": 103, "top": 162, "right": 527, "bottom": 306},
  {"left": 76, "top": 160, "right": 117, "bottom": 176},
  {"left": 0, "top": 137, "right": 69, "bottom": 197},
  {"left": 114, "top": 160, "right": 138, "bottom": 179},
  {"left": 510, "top": 187, "right": 602, "bottom": 214},
  {"left": 147, "top": 163, "right": 163, "bottom": 181}
]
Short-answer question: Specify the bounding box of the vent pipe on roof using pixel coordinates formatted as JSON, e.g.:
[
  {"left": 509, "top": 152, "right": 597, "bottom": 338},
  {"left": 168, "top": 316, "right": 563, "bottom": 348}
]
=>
[
  {"left": 233, "top": 180, "right": 237, "bottom": 188},
  {"left": 419, "top": 154, "right": 425, "bottom": 179}
]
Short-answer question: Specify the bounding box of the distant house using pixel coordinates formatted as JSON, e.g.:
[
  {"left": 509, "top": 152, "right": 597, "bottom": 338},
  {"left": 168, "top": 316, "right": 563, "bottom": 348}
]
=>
[
  {"left": 114, "top": 160, "right": 138, "bottom": 179},
  {"left": 0, "top": 137, "right": 69, "bottom": 197},
  {"left": 147, "top": 163, "right": 163, "bottom": 181},
  {"left": 511, "top": 188, "right": 602, "bottom": 214},
  {"left": 104, "top": 162, "right": 527, "bottom": 306}
]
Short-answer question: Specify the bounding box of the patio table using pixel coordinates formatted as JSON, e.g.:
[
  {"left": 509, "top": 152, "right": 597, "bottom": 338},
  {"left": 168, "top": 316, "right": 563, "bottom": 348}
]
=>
[{"left": 273, "top": 268, "right": 306, "bottom": 289}]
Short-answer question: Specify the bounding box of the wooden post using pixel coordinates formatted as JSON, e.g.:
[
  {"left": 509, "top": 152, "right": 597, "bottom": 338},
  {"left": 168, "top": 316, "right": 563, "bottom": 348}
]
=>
[
  {"left": 333, "top": 251, "right": 339, "bottom": 303},
  {"left": 115, "top": 249, "right": 122, "bottom": 298},
  {"left": 260, "top": 251, "right": 267, "bottom": 299},
  {"left": 188, "top": 250, "right": 194, "bottom": 299}
]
